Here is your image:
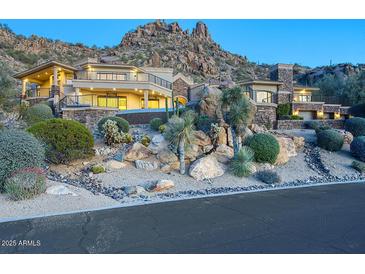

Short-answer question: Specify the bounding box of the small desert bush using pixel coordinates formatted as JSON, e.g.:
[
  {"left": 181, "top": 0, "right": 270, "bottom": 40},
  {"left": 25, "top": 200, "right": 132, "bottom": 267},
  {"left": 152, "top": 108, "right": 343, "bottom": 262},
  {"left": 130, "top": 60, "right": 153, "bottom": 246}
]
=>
[
  {"left": 350, "top": 136, "right": 365, "bottom": 162},
  {"left": 315, "top": 125, "right": 332, "bottom": 134},
  {"left": 230, "top": 146, "right": 255, "bottom": 177},
  {"left": 121, "top": 132, "right": 133, "bottom": 144},
  {"left": 103, "top": 120, "right": 124, "bottom": 146},
  {"left": 23, "top": 103, "right": 54, "bottom": 126},
  {"left": 351, "top": 161, "right": 365, "bottom": 173},
  {"left": 316, "top": 129, "right": 344, "bottom": 151},
  {"left": 150, "top": 118, "right": 163, "bottom": 131},
  {"left": 97, "top": 116, "right": 129, "bottom": 133},
  {"left": 141, "top": 135, "right": 151, "bottom": 147},
  {"left": 91, "top": 165, "right": 105, "bottom": 174},
  {"left": 305, "top": 120, "right": 321, "bottom": 130},
  {"left": 28, "top": 118, "right": 94, "bottom": 164},
  {"left": 244, "top": 133, "right": 280, "bottom": 164},
  {"left": 289, "top": 115, "right": 303, "bottom": 120},
  {"left": 276, "top": 103, "right": 290, "bottom": 117},
  {"left": 159, "top": 124, "right": 166, "bottom": 133},
  {"left": 0, "top": 130, "right": 45, "bottom": 190},
  {"left": 4, "top": 168, "right": 46, "bottom": 200},
  {"left": 195, "top": 115, "right": 215, "bottom": 133},
  {"left": 345, "top": 117, "right": 365, "bottom": 137},
  {"left": 256, "top": 170, "right": 282, "bottom": 184}
]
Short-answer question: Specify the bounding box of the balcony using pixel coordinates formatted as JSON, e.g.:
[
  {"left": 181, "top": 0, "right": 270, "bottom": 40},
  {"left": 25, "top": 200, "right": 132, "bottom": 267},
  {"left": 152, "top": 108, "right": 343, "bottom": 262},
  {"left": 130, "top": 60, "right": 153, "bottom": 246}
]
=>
[
  {"left": 59, "top": 94, "right": 127, "bottom": 110},
  {"left": 75, "top": 71, "right": 172, "bottom": 90}
]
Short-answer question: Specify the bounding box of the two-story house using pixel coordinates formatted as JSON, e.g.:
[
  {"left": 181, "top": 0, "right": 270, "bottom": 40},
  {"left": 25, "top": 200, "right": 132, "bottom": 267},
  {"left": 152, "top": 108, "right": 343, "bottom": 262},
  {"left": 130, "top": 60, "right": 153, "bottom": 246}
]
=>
[{"left": 14, "top": 58, "right": 173, "bottom": 113}]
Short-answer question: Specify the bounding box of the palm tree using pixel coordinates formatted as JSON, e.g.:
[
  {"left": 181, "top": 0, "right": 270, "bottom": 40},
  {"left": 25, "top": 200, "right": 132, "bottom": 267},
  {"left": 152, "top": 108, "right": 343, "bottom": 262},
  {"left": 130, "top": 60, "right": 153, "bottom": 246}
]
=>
[
  {"left": 163, "top": 110, "right": 196, "bottom": 174},
  {"left": 221, "top": 87, "right": 255, "bottom": 154}
]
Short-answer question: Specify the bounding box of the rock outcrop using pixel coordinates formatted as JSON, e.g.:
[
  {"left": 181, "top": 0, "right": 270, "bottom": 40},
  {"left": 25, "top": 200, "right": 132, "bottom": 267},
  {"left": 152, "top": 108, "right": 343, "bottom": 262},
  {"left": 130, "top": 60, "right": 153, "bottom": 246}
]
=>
[{"left": 189, "top": 155, "right": 225, "bottom": 180}]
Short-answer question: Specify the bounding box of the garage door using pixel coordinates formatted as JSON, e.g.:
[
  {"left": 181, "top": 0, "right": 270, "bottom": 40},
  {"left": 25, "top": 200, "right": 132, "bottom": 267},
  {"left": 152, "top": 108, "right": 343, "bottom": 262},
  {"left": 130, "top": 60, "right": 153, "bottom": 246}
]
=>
[{"left": 298, "top": 111, "right": 314, "bottom": 120}]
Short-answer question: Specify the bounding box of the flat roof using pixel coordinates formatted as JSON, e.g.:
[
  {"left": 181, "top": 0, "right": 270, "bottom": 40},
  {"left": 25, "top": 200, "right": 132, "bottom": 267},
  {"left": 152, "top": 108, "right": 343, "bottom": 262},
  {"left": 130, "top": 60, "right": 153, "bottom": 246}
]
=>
[
  {"left": 13, "top": 60, "right": 77, "bottom": 79},
  {"left": 239, "top": 79, "right": 283, "bottom": 86},
  {"left": 294, "top": 85, "right": 320, "bottom": 91}
]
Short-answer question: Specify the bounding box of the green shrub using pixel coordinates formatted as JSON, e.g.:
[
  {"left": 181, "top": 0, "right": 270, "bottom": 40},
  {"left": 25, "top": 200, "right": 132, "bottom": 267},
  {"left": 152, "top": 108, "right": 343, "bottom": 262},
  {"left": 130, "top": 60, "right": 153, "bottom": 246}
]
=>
[
  {"left": 0, "top": 130, "right": 45, "bottom": 190},
  {"left": 278, "top": 115, "right": 291, "bottom": 120},
  {"left": 159, "top": 124, "right": 166, "bottom": 133},
  {"left": 350, "top": 136, "right": 365, "bottom": 162},
  {"left": 97, "top": 116, "right": 129, "bottom": 133},
  {"left": 256, "top": 170, "right": 282, "bottom": 184},
  {"left": 244, "top": 133, "right": 280, "bottom": 164},
  {"left": 305, "top": 120, "right": 321, "bottom": 130},
  {"left": 141, "top": 135, "right": 151, "bottom": 147},
  {"left": 290, "top": 115, "right": 303, "bottom": 120},
  {"left": 28, "top": 118, "right": 94, "bottom": 164},
  {"left": 23, "top": 103, "right": 54, "bottom": 125},
  {"left": 345, "top": 117, "right": 365, "bottom": 137},
  {"left": 315, "top": 125, "right": 332, "bottom": 134},
  {"left": 316, "top": 129, "right": 344, "bottom": 151},
  {"left": 150, "top": 118, "right": 163, "bottom": 131},
  {"left": 91, "top": 165, "right": 105, "bottom": 174},
  {"left": 352, "top": 161, "right": 365, "bottom": 173},
  {"left": 103, "top": 120, "right": 124, "bottom": 146},
  {"left": 4, "top": 168, "right": 46, "bottom": 200},
  {"left": 121, "top": 132, "right": 133, "bottom": 144},
  {"left": 230, "top": 146, "right": 255, "bottom": 177},
  {"left": 0, "top": 122, "right": 3, "bottom": 130},
  {"left": 196, "top": 115, "right": 214, "bottom": 133},
  {"left": 277, "top": 103, "right": 290, "bottom": 117}
]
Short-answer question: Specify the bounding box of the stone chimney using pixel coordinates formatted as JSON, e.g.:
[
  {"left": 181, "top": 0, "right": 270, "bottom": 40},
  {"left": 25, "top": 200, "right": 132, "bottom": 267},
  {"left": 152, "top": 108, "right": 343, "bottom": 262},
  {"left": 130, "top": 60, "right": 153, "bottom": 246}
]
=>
[{"left": 270, "top": 64, "right": 294, "bottom": 104}]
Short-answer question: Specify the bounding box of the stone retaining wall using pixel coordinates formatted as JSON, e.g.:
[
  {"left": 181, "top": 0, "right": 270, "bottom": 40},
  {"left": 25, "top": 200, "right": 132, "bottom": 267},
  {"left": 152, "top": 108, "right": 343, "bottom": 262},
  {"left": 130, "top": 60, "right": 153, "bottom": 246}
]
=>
[
  {"left": 277, "top": 119, "right": 345, "bottom": 130},
  {"left": 117, "top": 110, "right": 173, "bottom": 125},
  {"left": 62, "top": 107, "right": 119, "bottom": 132},
  {"left": 254, "top": 104, "right": 277, "bottom": 129}
]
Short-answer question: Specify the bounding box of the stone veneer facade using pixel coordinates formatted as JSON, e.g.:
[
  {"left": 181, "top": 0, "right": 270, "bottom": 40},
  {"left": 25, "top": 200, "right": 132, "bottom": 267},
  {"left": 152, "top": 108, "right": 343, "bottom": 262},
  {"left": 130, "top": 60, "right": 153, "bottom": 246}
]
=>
[
  {"left": 254, "top": 104, "right": 277, "bottom": 129},
  {"left": 62, "top": 108, "right": 119, "bottom": 132},
  {"left": 270, "top": 64, "right": 294, "bottom": 104},
  {"left": 277, "top": 119, "right": 345, "bottom": 130},
  {"left": 173, "top": 78, "right": 190, "bottom": 100}
]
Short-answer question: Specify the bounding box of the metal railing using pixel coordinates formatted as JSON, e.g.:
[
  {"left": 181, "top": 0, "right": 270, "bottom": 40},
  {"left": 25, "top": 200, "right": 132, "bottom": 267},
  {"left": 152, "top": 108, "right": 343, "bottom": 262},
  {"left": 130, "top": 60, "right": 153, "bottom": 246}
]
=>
[
  {"left": 75, "top": 71, "right": 172, "bottom": 90},
  {"left": 59, "top": 94, "right": 127, "bottom": 110},
  {"left": 26, "top": 88, "right": 51, "bottom": 98}
]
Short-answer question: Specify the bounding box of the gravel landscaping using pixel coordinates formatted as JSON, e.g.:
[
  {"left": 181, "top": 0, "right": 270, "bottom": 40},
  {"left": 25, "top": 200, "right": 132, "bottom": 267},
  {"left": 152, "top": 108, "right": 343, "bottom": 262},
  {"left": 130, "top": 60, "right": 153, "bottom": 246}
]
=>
[{"left": 1, "top": 128, "right": 364, "bottom": 221}]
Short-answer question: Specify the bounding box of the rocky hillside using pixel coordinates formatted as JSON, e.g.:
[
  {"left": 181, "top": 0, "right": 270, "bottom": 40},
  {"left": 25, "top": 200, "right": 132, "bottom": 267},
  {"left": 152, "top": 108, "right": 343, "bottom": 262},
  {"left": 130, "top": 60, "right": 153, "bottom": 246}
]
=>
[{"left": 0, "top": 20, "right": 363, "bottom": 85}]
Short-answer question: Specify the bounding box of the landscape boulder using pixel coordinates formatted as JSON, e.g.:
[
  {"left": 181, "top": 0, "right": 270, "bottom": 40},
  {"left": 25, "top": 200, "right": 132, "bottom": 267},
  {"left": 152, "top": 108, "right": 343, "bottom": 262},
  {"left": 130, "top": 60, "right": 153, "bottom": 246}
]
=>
[
  {"left": 189, "top": 155, "right": 225, "bottom": 180},
  {"left": 292, "top": 136, "right": 305, "bottom": 151},
  {"left": 135, "top": 160, "right": 159, "bottom": 171},
  {"left": 185, "top": 144, "right": 204, "bottom": 161},
  {"left": 144, "top": 179, "right": 175, "bottom": 192},
  {"left": 148, "top": 134, "right": 169, "bottom": 154},
  {"left": 274, "top": 137, "right": 290, "bottom": 165},
  {"left": 216, "top": 127, "right": 227, "bottom": 145},
  {"left": 105, "top": 160, "right": 126, "bottom": 170},
  {"left": 212, "top": 144, "right": 234, "bottom": 164},
  {"left": 192, "top": 130, "right": 212, "bottom": 147},
  {"left": 46, "top": 184, "right": 77, "bottom": 196},
  {"left": 249, "top": 124, "right": 267, "bottom": 134},
  {"left": 336, "top": 130, "right": 353, "bottom": 145},
  {"left": 124, "top": 142, "right": 151, "bottom": 161},
  {"left": 227, "top": 127, "right": 234, "bottom": 147},
  {"left": 157, "top": 149, "right": 178, "bottom": 164},
  {"left": 199, "top": 86, "right": 223, "bottom": 119}
]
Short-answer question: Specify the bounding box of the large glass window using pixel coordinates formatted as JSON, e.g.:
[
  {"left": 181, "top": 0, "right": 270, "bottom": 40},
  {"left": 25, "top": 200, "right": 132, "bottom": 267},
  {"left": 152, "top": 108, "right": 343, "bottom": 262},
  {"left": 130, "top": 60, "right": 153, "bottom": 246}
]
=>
[
  {"left": 256, "top": 91, "right": 272, "bottom": 103},
  {"left": 141, "top": 99, "right": 160, "bottom": 109},
  {"left": 298, "top": 95, "right": 311, "bottom": 102},
  {"left": 97, "top": 96, "right": 127, "bottom": 110}
]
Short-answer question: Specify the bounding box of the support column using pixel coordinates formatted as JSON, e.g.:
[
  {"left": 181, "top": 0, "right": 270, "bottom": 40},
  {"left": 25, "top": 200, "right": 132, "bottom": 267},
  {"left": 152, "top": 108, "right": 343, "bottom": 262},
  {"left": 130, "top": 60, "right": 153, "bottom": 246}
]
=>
[
  {"left": 53, "top": 66, "right": 58, "bottom": 86},
  {"left": 144, "top": 90, "right": 149, "bottom": 109},
  {"left": 21, "top": 80, "right": 27, "bottom": 99}
]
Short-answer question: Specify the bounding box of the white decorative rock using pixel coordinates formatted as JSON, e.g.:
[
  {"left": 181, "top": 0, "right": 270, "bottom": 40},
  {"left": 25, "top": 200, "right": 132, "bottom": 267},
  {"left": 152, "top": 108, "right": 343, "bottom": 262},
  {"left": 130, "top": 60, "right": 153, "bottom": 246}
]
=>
[
  {"left": 105, "top": 160, "right": 126, "bottom": 170},
  {"left": 46, "top": 185, "right": 77, "bottom": 196},
  {"left": 135, "top": 160, "right": 159, "bottom": 171},
  {"left": 189, "top": 155, "right": 225, "bottom": 181}
]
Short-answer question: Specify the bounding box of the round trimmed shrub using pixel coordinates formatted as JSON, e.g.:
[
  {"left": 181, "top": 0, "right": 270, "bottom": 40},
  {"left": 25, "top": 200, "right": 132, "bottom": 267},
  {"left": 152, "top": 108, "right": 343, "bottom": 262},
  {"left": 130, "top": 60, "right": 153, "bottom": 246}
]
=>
[
  {"left": 97, "top": 116, "right": 129, "bottom": 133},
  {"left": 28, "top": 118, "right": 94, "bottom": 164},
  {"left": 317, "top": 129, "right": 344, "bottom": 151},
  {"left": 350, "top": 136, "right": 365, "bottom": 161},
  {"left": 244, "top": 133, "right": 280, "bottom": 164},
  {"left": 305, "top": 120, "right": 321, "bottom": 130},
  {"left": 0, "top": 130, "right": 45, "bottom": 190},
  {"left": 315, "top": 125, "right": 332, "bottom": 134},
  {"left": 345, "top": 117, "right": 365, "bottom": 137},
  {"left": 4, "top": 168, "right": 46, "bottom": 200},
  {"left": 23, "top": 103, "right": 54, "bottom": 125},
  {"left": 150, "top": 118, "right": 163, "bottom": 131}
]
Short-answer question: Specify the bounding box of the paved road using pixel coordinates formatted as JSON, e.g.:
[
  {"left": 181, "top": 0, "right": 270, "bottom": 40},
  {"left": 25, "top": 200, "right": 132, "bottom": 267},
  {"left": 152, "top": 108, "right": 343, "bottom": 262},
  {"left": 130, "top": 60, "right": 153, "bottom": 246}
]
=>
[{"left": 1, "top": 183, "right": 365, "bottom": 253}]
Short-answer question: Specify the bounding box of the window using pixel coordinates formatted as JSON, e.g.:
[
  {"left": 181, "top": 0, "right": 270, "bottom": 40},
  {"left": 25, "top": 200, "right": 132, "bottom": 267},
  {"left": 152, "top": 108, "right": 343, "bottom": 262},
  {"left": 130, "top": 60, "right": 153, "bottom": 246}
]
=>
[
  {"left": 97, "top": 96, "right": 127, "bottom": 110},
  {"left": 298, "top": 95, "right": 311, "bottom": 102},
  {"left": 96, "top": 72, "right": 126, "bottom": 81},
  {"left": 141, "top": 98, "right": 160, "bottom": 109},
  {"left": 256, "top": 91, "right": 272, "bottom": 103}
]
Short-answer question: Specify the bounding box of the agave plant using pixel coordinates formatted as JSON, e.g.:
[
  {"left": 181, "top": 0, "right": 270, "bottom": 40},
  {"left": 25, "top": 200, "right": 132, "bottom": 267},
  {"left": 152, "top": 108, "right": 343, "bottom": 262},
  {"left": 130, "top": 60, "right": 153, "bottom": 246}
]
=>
[
  {"left": 163, "top": 110, "right": 196, "bottom": 174},
  {"left": 230, "top": 146, "right": 255, "bottom": 177}
]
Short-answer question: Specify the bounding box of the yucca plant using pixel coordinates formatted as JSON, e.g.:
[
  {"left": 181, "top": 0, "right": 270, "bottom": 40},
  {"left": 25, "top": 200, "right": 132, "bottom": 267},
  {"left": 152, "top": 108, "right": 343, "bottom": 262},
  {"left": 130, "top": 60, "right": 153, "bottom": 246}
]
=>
[
  {"left": 163, "top": 110, "right": 196, "bottom": 174},
  {"left": 230, "top": 146, "right": 255, "bottom": 177}
]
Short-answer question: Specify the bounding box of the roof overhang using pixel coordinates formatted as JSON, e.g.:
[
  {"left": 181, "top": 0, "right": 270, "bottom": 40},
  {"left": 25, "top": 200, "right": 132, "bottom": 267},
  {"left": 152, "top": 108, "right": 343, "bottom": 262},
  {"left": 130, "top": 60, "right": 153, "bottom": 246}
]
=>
[
  {"left": 239, "top": 80, "right": 283, "bottom": 86},
  {"left": 294, "top": 86, "right": 320, "bottom": 91},
  {"left": 13, "top": 61, "right": 77, "bottom": 79}
]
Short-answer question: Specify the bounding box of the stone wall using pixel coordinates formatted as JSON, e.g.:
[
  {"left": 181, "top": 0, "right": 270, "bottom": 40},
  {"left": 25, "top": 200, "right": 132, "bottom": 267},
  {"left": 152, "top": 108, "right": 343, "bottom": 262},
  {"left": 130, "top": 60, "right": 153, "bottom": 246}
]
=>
[
  {"left": 277, "top": 119, "right": 345, "bottom": 130},
  {"left": 62, "top": 107, "right": 119, "bottom": 132},
  {"left": 323, "top": 105, "right": 341, "bottom": 113},
  {"left": 292, "top": 102, "right": 323, "bottom": 112},
  {"left": 254, "top": 104, "right": 277, "bottom": 129},
  {"left": 173, "top": 78, "right": 190, "bottom": 99},
  {"left": 270, "top": 64, "right": 294, "bottom": 93},
  {"left": 277, "top": 93, "right": 291, "bottom": 104},
  {"left": 117, "top": 110, "right": 173, "bottom": 125}
]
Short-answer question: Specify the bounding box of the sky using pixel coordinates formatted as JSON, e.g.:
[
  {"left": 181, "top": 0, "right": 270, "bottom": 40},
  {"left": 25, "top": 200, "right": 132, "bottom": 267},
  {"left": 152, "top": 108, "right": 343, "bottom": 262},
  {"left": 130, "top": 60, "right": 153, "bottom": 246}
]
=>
[{"left": 1, "top": 19, "right": 364, "bottom": 68}]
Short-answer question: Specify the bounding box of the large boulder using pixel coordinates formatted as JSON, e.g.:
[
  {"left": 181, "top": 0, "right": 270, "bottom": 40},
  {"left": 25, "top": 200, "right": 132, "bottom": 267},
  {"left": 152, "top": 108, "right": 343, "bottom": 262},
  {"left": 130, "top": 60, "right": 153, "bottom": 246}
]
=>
[
  {"left": 249, "top": 124, "right": 267, "bottom": 134},
  {"left": 199, "top": 86, "right": 223, "bottom": 119},
  {"left": 240, "top": 126, "right": 253, "bottom": 143},
  {"left": 336, "top": 130, "right": 353, "bottom": 145},
  {"left": 185, "top": 144, "right": 204, "bottom": 161},
  {"left": 216, "top": 127, "right": 227, "bottom": 145},
  {"left": 135, "top": 160, "right": 159, "bottom": 171},
  {"left": 124, "top": 142, "right": 151, "bottom": 161},
  {"left": 274, "top": 137, "right": 290, "bottom": 165},
  {"left": 227, "top": 127, "right": 234, "bottom": 147},
  {"left": 192, "top": 130, "right": 212, "bottom": 147},
  {"left": 189, "top": 155, "right": 225, "bottom": 180},
  {"left": 212, "top": 144, "right": 234, "bottom": 164},
  {"left": 148, "top": 134, "right": 169, "bottom": 154},
  {"left": 292, "top": 136, "right": 305, "bottom": 151},
  {"left": 145, "top": 179, "right": 175, "bottom": 192},
  {"left": 157, "top": 149, "right": 178, "bottom": 164}
]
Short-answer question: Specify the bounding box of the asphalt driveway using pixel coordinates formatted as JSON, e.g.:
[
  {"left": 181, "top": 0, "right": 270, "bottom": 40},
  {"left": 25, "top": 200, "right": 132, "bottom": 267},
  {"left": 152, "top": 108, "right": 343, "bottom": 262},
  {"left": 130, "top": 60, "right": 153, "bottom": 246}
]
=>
[{"left": 1, "top": 183, "right": 365, "bottom": 253}]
